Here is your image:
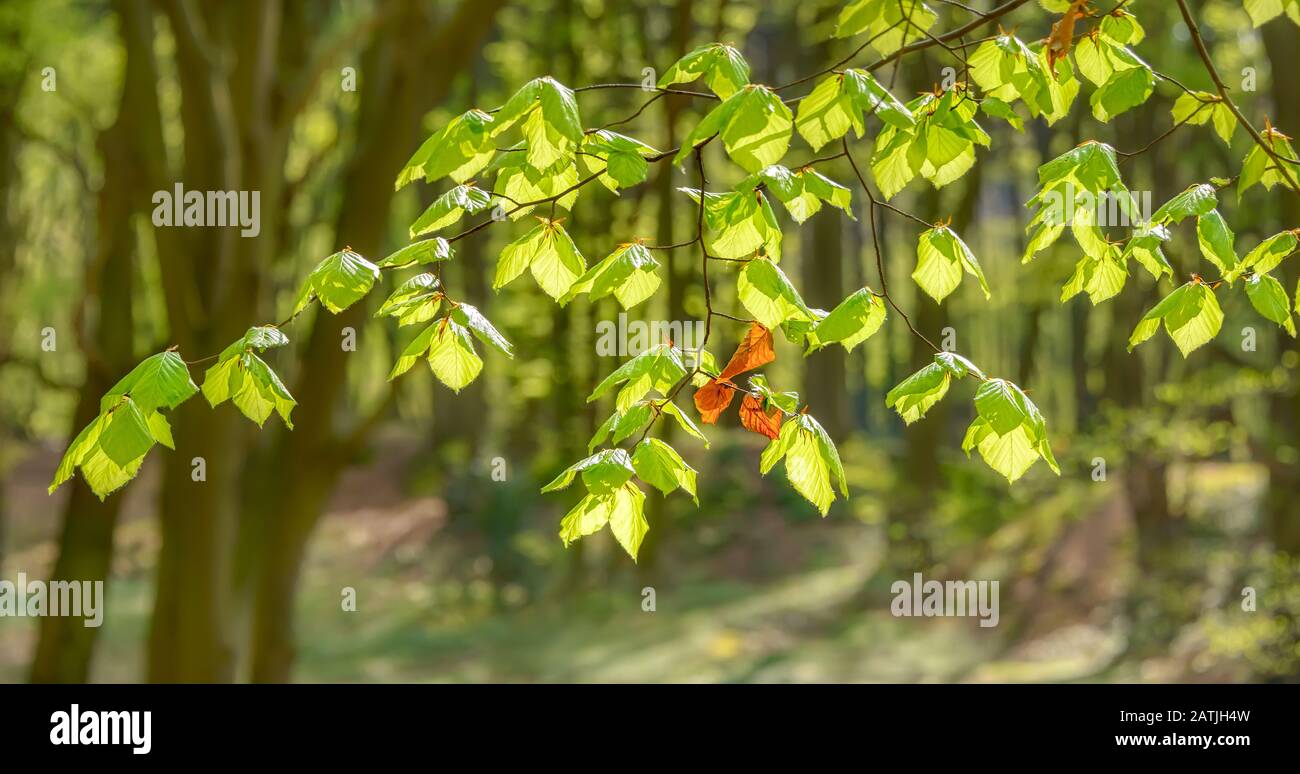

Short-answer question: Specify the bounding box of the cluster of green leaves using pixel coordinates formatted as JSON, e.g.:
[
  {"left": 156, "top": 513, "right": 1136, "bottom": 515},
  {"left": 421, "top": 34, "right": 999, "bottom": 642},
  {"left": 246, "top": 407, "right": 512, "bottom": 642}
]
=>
[
  {"left": 657, "top": 43, "right": 749, "bottom": 98},
  {"left": 679, "top": 186, "right": 783, "bottom": 261},
  {"left": 58, "top": 0, "right": 1300, "bottom": 558},
  {"left": 1074, "top": 26, "right": 1155, "bottom": 123},
  {"left": 1128, "top": 225, "right": 1300, "bottom": 354},
  {"left": 759, "top": 412, "right": 847, "bottom": 516},
  {"left": 51, "top": 351, "right": 198, "bottom": 499},
  {"left": 913, "top": 224, "right": 989, "bottom": 303},
  {"left": 835, "top": 0, "right": 937, "bottom": 55},
  {"left": 203, "top": 326, "right": 296, "bottom": 428},
  {"left": 676, "top": 84, "right": 792, "bottom": 173},
  {"left": 1170, "top": 92, "right": 1235, "bottom": 145},
  {"left": 292, "top": 248, "right": 381, "bottom": 315},
  {"left": 795, "top": 68, "right": 913, "bottom": 152},
  {"left": 1023, "top": 141, "right": 1160, "bottom": 304},
  {"left": 968, "top": 32, "right": 1076, "bottom": 127},
  {"left": 388, "top": 301, "right": 513, "bottom": 392},
  {"left": 494, "top": 216, "right": 586, "bottom": 300},
  {"left": 870, "top": 85, "right": 990, "bottom": 199},
  {"left": 885, "top": 354, "right": 1057, "bottom": 483},
  {"left": 1240, "top": 125, "right": 1300, "bottom": 198},
  {"left": 561, "top": 242, "right": 660, "bottom": 309},
  {"left": 541, "top": 343, "right": 711, "bottom": 559}
]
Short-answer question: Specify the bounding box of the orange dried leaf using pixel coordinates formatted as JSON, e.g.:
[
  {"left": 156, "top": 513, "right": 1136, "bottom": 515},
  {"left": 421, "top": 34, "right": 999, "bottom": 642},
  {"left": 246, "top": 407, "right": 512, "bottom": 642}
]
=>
[
  {"left": 694, "top": 379, "right": 736, "bottom": 424},
  {"left": 718, "top": 322, "right": 776, "bottom": 381},
  {"left": 738, "top": 393, "right": 781, "bottom": 440},
  {"left": 1046, "top": 1, "right": 1089, "bottom": 74}
]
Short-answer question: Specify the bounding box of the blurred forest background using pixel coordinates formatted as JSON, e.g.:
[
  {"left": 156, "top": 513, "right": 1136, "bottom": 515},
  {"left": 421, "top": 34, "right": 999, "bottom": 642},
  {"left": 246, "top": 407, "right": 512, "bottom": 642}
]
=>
[{"left": 1, "top": 0, "right": 1298, "bottom": 683}]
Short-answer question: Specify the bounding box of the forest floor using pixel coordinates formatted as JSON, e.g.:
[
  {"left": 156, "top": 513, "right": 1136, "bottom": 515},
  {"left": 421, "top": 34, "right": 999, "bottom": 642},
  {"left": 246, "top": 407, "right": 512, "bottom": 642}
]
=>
[{"left": 0, "top": 438, "right": 1262, "bottom": 683}]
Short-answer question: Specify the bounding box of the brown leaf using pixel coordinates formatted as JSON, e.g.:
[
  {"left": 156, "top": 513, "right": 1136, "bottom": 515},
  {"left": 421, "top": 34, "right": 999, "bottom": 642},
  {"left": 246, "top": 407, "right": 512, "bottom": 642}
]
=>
[
  {"left": 739, "top": 393, "right": 782, "bottom": 440},
  {"left": 718, "top": 322, "right": 776, "bottom": 382},
  {"left": 694, "top": 379, "right": 736, "bottom": 424},
  {"left": 1045, "top": 2, "right": 1090, "bottom": 74}
]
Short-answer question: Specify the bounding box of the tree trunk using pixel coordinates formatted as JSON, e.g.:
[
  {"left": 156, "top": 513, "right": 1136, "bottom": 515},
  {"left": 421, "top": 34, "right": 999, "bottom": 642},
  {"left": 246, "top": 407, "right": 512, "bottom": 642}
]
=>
[
  {"left": 28, "top": 0, "right": 156, "bottom": 683},
  {"left": 245, "top": 0, "right": 504, "bottom": 682}
]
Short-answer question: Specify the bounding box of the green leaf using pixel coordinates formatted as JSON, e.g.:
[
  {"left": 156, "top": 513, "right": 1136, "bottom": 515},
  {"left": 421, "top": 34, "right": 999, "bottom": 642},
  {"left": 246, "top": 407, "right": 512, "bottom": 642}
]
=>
[
  {"left": 147, "top": 411, "right": 174, "bottom": 449},
  {"left": 968, "top": 34, "right": 1051, "bottom": 116},
  {"left": 963, "top": 378, "right": 1058, "bottom": 483},
  {"left": 606, "top": 483, "right": 650, "bottom": 560},
  {"left": 1100, "top": 9, "right": 1145, "bottom": 44},
  {"left": 914, "top": 225, "right": 990, "bottom": 303},
  {"left": 558, "top": 493, "right": 614, "bottom": 545},
  {"left": 886, "top": 362, "right": 950, "bottom": 425},
  {"left": 758, "top": 413, "right": 846, "bottom": 515},
  {"left": 556, "top": 483, "right": 648, "bottom": 560},
  {"left": 1244, "top": 0, "right": 1300, "bottom": 27},
  {"left": 396, "top": 109, "right": 495, "bottom": 189},
  {"left": 836, "top": 0, "right": 937, "bottom": 56},
  {"left": 375, "top": 237, "right": 454, "bottom": 269},
  {"left": 492, "top": 77, "right": 583, "bottom": 170},
  {"left": 375, "top": 273, "right": 442, "bottom": 326},
  {"left": 450, "top": 303, "right": 514, "bottom": 358},
  {"left": 737, "top": 257, "right": 814, "bottom": 330},
  {"left": 677, "top": 85, "right": 793, "bottom": 173},
  {"left": 388, "top": 322, "right": 439, "bottom": 380},
  {"left": 980, "top": 96, "right": 1024, "bottom": 131},
  {"left": 1128, "top": 282, "right": 1224, "bottom": 357},
  {"left": 50, "top": 414, "right": 108, "bottom": 494},
  {"left": 680, "top": 187, "right": 784, "bottom": 261},
  {"left": 1196, "top": 210, "right": 1238, "bottom": 275},
  {"left": 632, "top": 438, "right": 698, "bottom": 503},
  {"left": 588, "top": 343, "right": 689, "bottom": 411},
  {"left": 292, "top": 248, "right": 381, "bottom": 315},
  {"left": 241, "top": 326, "right": 289, "bottom": 352},
  {"left": 408, "top": 184, "right": 493, "bottom": 238},
  {"left": 870, "top": 87, "right": 987, "bottom": 199},
  {"left": 560, "top": 242, "right": 661, "bottom": 309},
  {"left": 79, "top": 446, "right": 146, "bottom": 500},
  {"left": 747, "top": 374, "right": 799, "bottom": 414},
  {"left": 494, "top": 218, "right": 586, "bottom": 300},
  {"left": 1239, "top": 127, "right": 1300, "bottom": 197},
  {"left": 795, "top": 69, "right": 912, "bottom": 151},
  {"left": 1245, "top": 272, "right": 1296, "bottom": 337},
  {"left": 203, "top": 350, "right": 296, "bottom": 428},
  {"left": 99, "top": 399, "right": 155, "bottom": 468},
  {"left": 974, "top": 378, "right": 1030, "bottom": 435},
  {"left": 1150, "top": 183, "right": 1217, "bottom": 225},
  {"left": 1122, "top": 223, "right": 1174, "bottom": 280},
  {"left": 426, "top": 320, "right": 483, "bottom": 392},
  {"left": 658, "top": 43, "right": 750, "bottom": 99},
  {"left": 1170, "top": 91, "right": 1219, "bottom": 130},
  {"left": 103, "top": 351, "right": 199, "bottom": 414},
  {"left": 1090, "top": 65, "right": 1156, "bottom": 122},
  {"left": 746, "top": 165, "right": 853, "bottom": 224},
  {"left": 610, "top": 402, "right": 654, "bottom": 444},
  {"left": 492, "top": 153, "right": 580, "bottom": 218},
  {"left": 578, "top": 130, "right": 661, "bottom": 192},
  {"left": 1060, "top": 249, "right": 1128, "bottom": 305},
  {"left": 808, "top": 288, "right": 886, "bottom": 352},
  {"left": 660, "top": 400, "right": 710, "bottom": 448},
  {"left": 543, "top": 448, "right": 636, "bottom": 495},
  {"left": 1228, "top": 229, "right": 1299, "bottom": 281}
]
